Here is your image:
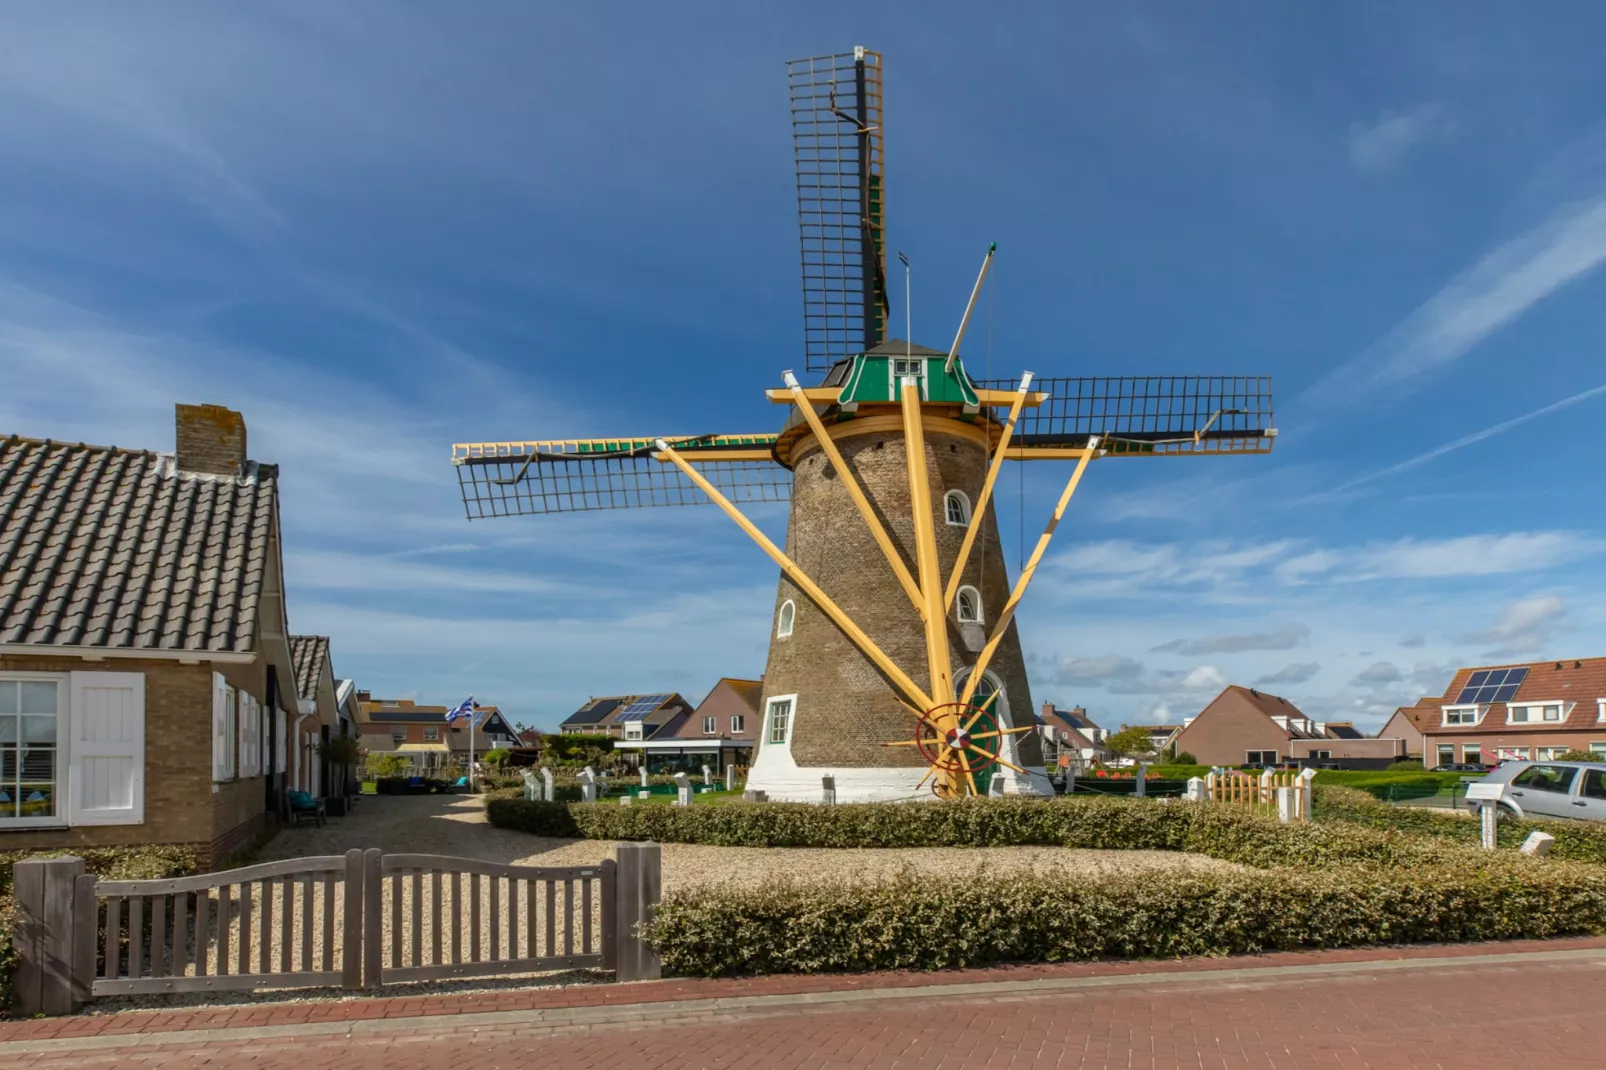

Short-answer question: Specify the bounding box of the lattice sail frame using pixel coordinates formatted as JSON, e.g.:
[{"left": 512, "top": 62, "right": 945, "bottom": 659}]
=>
[{"left": 788, "top": 48, "right": 887, "bottom": 374}]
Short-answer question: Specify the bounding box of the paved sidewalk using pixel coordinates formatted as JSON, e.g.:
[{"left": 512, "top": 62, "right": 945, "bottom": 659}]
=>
[{"left": 5, "top": 939, "right": 1606, "bottom": 1068}]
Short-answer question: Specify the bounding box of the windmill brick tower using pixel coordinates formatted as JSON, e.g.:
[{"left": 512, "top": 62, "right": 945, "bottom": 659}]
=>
[{"left": 452, "top": 47, "right": 1277, "bottom": 802}]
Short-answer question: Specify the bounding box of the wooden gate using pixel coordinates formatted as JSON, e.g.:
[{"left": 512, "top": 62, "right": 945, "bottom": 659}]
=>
[
  {"left": 12, "top": 844, "right": 661, "bottom": 1015},
  {"left": 75, "top": 851, "right": 364, "bottom": 996},
  {"left": 362, "top": 852, "right": 615, "bottom": 986},
  {"left": 1205, "top": 769, "right": 1310, "bottom": 820}
]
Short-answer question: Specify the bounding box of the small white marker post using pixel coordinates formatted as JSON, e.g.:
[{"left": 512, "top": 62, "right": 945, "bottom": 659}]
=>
[
  {"left": 1135, "top": 763, "right": 1147, "bottom": 799},
  {"left": 702, "top": 764, "right": 713, "bottom": 787},
  {"left": 1276, "top": 786, "right": 1295, "bottom": 824},
  {"left": 673, "top": 772, "right": 693, "bottom": 807},
  {"left": 1186, "top": 776, "right": 1205, "bottom": 802},
  {"left": 540, "top": 767, "right": 554, "bottom": 803},
  {"left": 1466, "top": 783, "right": 1505, "bottom": 849},
  {"left": 640, "top": 765, "right": 649, "bottom": 788},
  {"left": 725, "top": 765, "right": 736, "bottom": 792},
  {"left": 619, "top": 794, "right": 632, "bottom": 806},
  {"left": 1299, "top": 768, "right": 1317, "bottom": 821},
  {"left": 578, "top": 767, "right": 597, "bottom": 804}
]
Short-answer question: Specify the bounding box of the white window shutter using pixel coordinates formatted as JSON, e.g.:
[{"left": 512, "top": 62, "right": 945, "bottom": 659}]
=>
[
  {"left": 237, "top": 693, "right": 257, "bottom": 778},
  {"left": 212, "top": 672, "right": 231, "bottom": 781},
  {"left": 68, "top": 672, "right": 145, "bottom": 826}
]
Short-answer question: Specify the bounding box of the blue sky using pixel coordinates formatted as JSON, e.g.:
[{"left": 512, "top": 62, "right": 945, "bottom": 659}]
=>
[{"left": 3, "top": 4, "right": 1605, "bottom": 732}]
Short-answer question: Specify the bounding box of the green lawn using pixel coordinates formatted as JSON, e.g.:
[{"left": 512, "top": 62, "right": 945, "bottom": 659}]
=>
[{"left": 608, "top": 788, "right": 743, "bottom": 807}]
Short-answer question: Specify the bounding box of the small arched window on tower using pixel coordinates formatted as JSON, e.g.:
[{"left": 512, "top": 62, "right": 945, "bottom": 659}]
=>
[
  {"left": 776, "top": 600, "right": 795, "bottom": 639},
  {"left": 944, "top": 490, "right": 971, "bottom": 527},
  {"left": 956, "top": 585, "right": 983, "bottom": 624}
]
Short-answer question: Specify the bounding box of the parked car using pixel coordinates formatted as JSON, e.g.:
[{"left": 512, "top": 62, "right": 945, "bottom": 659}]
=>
[
  {"left": 1438, "top": 762, "right": 1488, "bottom": 773},
  {"left": 1464, "top": 761, "right": 1606, "bottom": 822}
]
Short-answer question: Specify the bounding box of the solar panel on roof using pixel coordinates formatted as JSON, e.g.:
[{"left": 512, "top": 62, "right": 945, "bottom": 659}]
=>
[
  {"left": 615, "top": 693, "right": 671, "bottom": 722},
  {"left": 1454, "top": 666, "right": 1529, "bottom": 705}
]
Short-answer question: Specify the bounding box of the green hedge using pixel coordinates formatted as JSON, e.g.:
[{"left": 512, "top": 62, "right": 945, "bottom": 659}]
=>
[
  {"left": 651, "top": 861, "right": 1606, "bottom": 976},
  {"left": 1314, "top": 785, "right": 1606, "bottom": 862},
  {"left": 1, "top": 845, "right": 197, "bottom": 1016},
  {"left": 486, "top": 794, "right": 1479, "bottom": 869}
]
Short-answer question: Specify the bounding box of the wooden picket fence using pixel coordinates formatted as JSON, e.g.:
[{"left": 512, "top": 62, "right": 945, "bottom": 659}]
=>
[
  {"left": 1204, "top": 769, "right": 1311, "bottom": 821},
  {"left": 9, "top": 845, "right": 662, "bottom": 1016}
]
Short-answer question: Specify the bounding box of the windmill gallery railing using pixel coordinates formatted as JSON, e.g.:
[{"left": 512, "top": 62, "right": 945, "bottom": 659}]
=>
[{"left": 7, "top": 845, "right": 662, "bottom": 1016}]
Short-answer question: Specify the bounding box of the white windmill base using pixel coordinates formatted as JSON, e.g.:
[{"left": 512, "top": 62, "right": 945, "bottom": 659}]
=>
[{"left": 746, "top": 742, "right": 1053, "bottom": 803}]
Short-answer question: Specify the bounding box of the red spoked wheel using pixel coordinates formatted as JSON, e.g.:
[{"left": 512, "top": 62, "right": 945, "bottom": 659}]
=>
[{"left": 914, "top": 701, "right": 1003, "bottom": 797}]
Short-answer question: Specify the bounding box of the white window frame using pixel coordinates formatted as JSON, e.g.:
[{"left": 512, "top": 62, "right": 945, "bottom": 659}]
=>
[
  {"left": 1496, "top": 746, "right": 1532, "bottom": 762},
  {"left": 1462, "top": 743, "right": 1483, "bottom": 764},
  {"left": 0, "top": 673, "right": 70, "bottom": 829},
  {"left": 890, "top": 359, "right": 926, "bottom": 399},
  {"left": 1508, "top": 701, "right": 1568, "bottom": 725},
  {"left": 1599, "top": 699, "right": 1606, "bottom": 723},
  {"left": 625, "top": 721, "right": 644, "bottom": 742},
  {"left": 776, "top": 600, "right": 795, "bottom": 639},
  {"left": 391, "top": 726, "right": 407, "bottom": 743},
  {"left": 1435, "top": 743, "right": 1455, "bottom": 767},
  {"left": 1442, "top": 704, "right": 1481, "bottom": 726},
  {"left": 424, "top": 726, "right": 440, "bottom": 741},
  {"left": 212, "top": 674, "right": 237, "bottom": 783},
  {"left": 1247, "top": 750, "right": 1278, "bottom": 766},
  {"left": 955, "top": 584, "right": 983, "bottom": 624},
  {"left": 944, "top": 490, "right": 971, "bottom": 527},
  {"left": 730, "top": 714, "right": 745, "bottom": 734},
  {"left": 1534, "top": 746, "right": 1569, "bottom": 762},
  {"left": 766, "top": 695, "right": 796, "bottom": 747},
  {"left": 1590, "top": 741, "right": 1606, "bottom": 758},
  {"left": 702, "top": 715, "right": 717, "bottom": 735},
  {"left": 236, "top": 692, "right": 258, "bottom": 779}
]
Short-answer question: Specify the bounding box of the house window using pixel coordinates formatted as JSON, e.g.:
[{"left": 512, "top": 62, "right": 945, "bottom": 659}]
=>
[
  {"left": 1509, "top": 703, "right": 1564, "bottom": 724},
  {"left": 424, "top": 726, "right": 439, "bottom": 741},
  {"left": 212, "top": 676, "right": 237, "bottom": 782},
  {"left": 767, "top": 697, "right": 793, "bottom": 745},
  {"left": 391, "top": 727, "right": 406, "bottom": 742},
  {"left": 0, "top": 677, "right": 63, "bottom": 826},
  {"left": 776, "top": 600, "right": 795, "bottom": 640},
  {"left": 702, "top": 716, "right": 717, "bottom": 735},
  {"left": 1534, "top": 746, "right": 1568, "bottom": 761},
  {"left": 730, "top": 714, "right": 745, "bottom": 734},
  {"left": 1591, "top": 742, "right": 1606, "bottom": 759},
  {"left": 1313, "top": 750, "right": 1332, "bottom": 760},
  {"left": 944, "top": 491, "right": 971, "bottom": 527},
  {"left": 1246, "top": 750, "right": 1277, "bottom": 765},
  {"left": 1462, "top": 744, "right": 1483, "bottom": 764},
  {"left": 955, "top": 585, "right": 982, "bottom": 624},
  {"left": 625, "top": 722, "right": 644, "bottom": 742},
  {"left": 1436, "top": 744, "right": 1455, "bottom": 767},
  {"left": 1442, "top": 706, "right": 1479, "bottom": 726},
  {"left": 1496, "top": 747, "right": 1531, "bottom": 762}
]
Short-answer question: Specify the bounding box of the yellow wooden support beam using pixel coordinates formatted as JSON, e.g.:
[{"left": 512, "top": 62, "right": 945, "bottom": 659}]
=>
[
  {"left": 960, "top": 439, "right": 1100, "bottom": 708},
  {"left": 1001, "top": 447, "right": 1096, "bottom": 460},
  {"left": 783, "top": 372, "right": 925, "bottom": 617},
  {"left": 900, "top": 379, "right": 955, "bottom": 717},
  {"left": 766, "top": 387, "right": 1046, "bottom": 408},
  {"left": 655, "top": 439, "right": 934, "bottom": 713},
  {"left": 945, "top": 372, "right": 1033, "bottom": 611},
  {"left": 649, "top": 449, "right": 775, "bottom": 463}
]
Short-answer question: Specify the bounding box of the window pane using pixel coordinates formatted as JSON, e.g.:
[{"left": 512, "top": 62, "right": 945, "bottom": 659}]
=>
[
  {"left": 21, "top": 716, "right": 55, "bottom": 744},
  {"left": 19, "top": 682, "right": 56, "bottom": 715},
  {"left": 0, "top": 718, "right": 14, "bottom": 744},
  {"left": 0, "top": 681, "right": 16, "bottom": 715}
]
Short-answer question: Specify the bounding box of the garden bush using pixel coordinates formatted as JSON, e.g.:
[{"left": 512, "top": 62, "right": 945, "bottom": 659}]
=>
[
  {"left": 1, "top": 845, "right": 196, "bottom": 1016},
  {"left": 1314, "top": 785, "right": 1606, "bottom": 863},
  {"left": 650, "top": 859, "right": 1606, "bottom": 976}
]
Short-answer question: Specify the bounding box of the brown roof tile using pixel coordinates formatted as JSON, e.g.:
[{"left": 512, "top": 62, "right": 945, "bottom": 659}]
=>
[
  {"left": 289, "top": 635, "right": 330, "bottom": 701},
  {"left": 0, "top": 434, "right": 277, "bottom": 652},
  {"left": 1434, "top": 658, "right": 1606, "bottom": 733}
]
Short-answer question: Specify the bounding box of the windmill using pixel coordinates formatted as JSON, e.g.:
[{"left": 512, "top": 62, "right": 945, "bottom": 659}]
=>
[{"left": 452, "top": 47, "right": 1276, "bottom": 803}]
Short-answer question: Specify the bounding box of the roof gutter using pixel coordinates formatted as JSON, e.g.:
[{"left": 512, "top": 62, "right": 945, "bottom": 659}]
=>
[{"left": 0, "top": 643, "right": 255, "bottom": 664}]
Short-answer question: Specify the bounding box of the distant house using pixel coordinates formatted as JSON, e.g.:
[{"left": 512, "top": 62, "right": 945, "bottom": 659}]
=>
[
  {"left": 1378, "top": 699, "right": 1440, "bottom": 760},
  {"left": 288, "top": 636, "right": 341, "bottom": 797},
  {"left": 355, "top": 692, "right": 519, "bottom": 773},
  {"left": 1412, "top": 658, "right": 1606, "bottom": 769},
  {"left": 1127, "top": 724, "right": 1183, "bottom": 754},
  {"left": 1037, "top": 703, "right": 1108, "bottom": 768},
  {"left": 628, "top": 677, "right": 763, "bottom": 774},
  {"left": 1170, "top": 686, "right": 1406, "bottom": 769},
  {"left": 0, "top": 404, "right": 330, "bottom": 865},
  {"left": 558, "top": 693, "right": 690, "bottom": 741}
]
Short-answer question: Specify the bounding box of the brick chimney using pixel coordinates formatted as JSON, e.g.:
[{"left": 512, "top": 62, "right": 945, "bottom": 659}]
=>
[{"left": 175, "top": 403, "right": 248, "bottom": 476}]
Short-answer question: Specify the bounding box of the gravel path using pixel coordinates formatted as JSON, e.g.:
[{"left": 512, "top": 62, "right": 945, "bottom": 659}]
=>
[{"left": 256, "top": 793, "right": 1241, "bottom": 889}]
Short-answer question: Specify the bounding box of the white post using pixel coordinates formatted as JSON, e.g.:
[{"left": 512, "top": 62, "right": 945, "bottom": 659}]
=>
[
  {"left": 673, "top": 772, "right": 692, "bottom": 807},
  {"left": 1259, "top": 768, "right": 1274, "bottom": 805},
  {"left": 1276, "top": 786, "right": 1295, "bottom": 823},
  {"left": 521, "top": 768, "right": 538, "bottom": 802},
  {"left": 1135, "top": 763, "right": 1147, "bottom": 798},
  {"left": 702, "top": 764, "right": 713, "bottom": 787},
  {"left": 540, "top": 766, "right": 555, "bottom": 803},
  {"left": 1186, "top": 776, "right": 1205, "bottom": 802},
  {"left": 725, "top": 765, "right": 735, "bottom": 792},
  {"left": 640, "top": 765, "right": 649, "bottom": 788},
  {"left": 619, "top": 794, "right": 633, "bottom": 806},
  {"left": 1065, "top": 768, "right": 1075, "bottom": 795},
  {"left": 1299, "top": 768, "right": 1317, "bottom": 821},
  {"left": 1520, "top": 832, "right": 1554, "bottom": 856},
  {"left": 578, "top": 768, "right": 597, "bottom": 804},
  {"left": 822, "top": 775, "right": 837, "bottom": 805},
  {"left": 1481, "top": 803, "right": 1498, "bottom": 850}
]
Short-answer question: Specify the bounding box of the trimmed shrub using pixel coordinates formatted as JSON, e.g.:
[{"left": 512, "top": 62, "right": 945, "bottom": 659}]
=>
[
  {"left": 1314, "top": 785, "right": 1606, "bottom": 863},
  {"left": 650, "top": 860, "right": 1606, "bottom": 976}
]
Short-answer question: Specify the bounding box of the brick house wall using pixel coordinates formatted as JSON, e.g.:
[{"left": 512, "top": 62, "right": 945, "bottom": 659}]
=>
[
  {"left": 1422, "top": 727, "right": 1606, "bottom": 767},
  {"left": 1169, "top": 692, "right": 1292, "bottom": 767},
  {"left": 0, "top": 653, "right": 281, "bottom": 865},
  {"left": 672, "top": 681, "right": 760, "bottom": 740}
]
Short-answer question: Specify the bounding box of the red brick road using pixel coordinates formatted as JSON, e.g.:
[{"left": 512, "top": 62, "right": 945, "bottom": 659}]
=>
[{"left": 5, "top": 941, "right": 1605, "bottom": 1068}]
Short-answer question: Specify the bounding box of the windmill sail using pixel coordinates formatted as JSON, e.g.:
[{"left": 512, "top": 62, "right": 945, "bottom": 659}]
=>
[
  {"left": 788, "top": 47, "right": 887, "bottom": 374},
  {"left": 453, "top": 436, "right": 790, "bottom": 517}
]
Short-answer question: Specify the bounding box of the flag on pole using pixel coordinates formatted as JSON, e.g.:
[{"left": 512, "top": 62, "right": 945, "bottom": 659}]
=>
[
  {"left": 898, "top": 251, "right": 909, "bottom": 267},
  {"left": 445, "top": 696, "right": 477, "bottom": 723}
]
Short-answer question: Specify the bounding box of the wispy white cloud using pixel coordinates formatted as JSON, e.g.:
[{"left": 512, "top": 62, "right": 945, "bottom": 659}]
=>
[
  {"left": 1459, "top": 595, "right": 1568, "bottom": 658},
  {"left": 1045, "top": 654, "right": 1227, "bottom": 695},
  {"left": 1348, "top": 104, "right": 1448, "bottom": 174},
  {"left": 1151, "top": 622, "right": 1309, "bottom": 655},
  {"left": 1256, "top": 662, "right": 1320, "bottom": 686},
  {"left": 1312, "top": 192, "right": 1606, "bottom": 404}
]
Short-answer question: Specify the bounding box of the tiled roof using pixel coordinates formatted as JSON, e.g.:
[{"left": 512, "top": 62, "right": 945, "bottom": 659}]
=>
[
  {"left": 1322, "top": 722, "right": 1364, "bottom": 739},
  {"left": 289, "top": 635, "right": 330, "bottom": 701},
  {"left": 1229, "top": 685, "right": 1307, "bottom": 722},
  {"left": 1431, "top": 658, "right": 1606, "bottom": 734},
  {"left": 0, "top": 435, "right": 277, "bottom": 652}
]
